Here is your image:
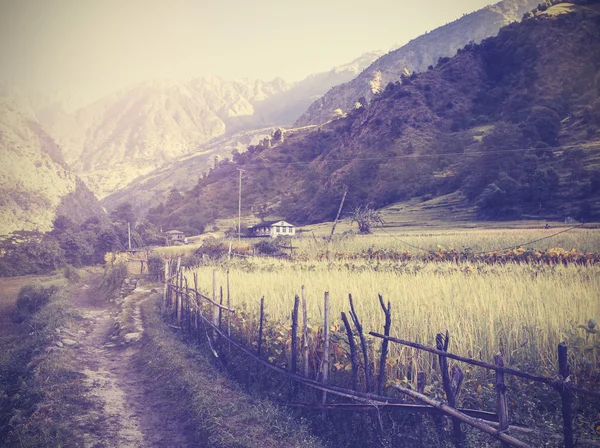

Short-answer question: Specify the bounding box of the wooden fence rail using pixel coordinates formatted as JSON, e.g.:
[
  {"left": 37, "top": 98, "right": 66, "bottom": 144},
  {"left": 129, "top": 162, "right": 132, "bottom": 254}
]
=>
[{"left": 161, "top": 261, "right": 599, "bottom": 448}]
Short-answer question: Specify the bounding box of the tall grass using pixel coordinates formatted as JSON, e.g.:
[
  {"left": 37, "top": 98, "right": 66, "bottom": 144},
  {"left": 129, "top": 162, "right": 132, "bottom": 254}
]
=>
[{"left": 186, "top": 258, "right": 600, "bottom": 375}]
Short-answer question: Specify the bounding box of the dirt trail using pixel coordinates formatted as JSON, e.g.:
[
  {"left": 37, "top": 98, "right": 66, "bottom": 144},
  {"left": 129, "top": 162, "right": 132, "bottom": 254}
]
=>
[{"left": 70, "top": 274, "right": 191, "bottom": 448}]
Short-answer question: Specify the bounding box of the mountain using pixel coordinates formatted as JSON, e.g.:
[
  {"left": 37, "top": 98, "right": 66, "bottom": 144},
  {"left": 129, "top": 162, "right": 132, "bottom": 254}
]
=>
[
  {"left": 295, "top": 0, "right": 542, "bottom": 127},
  {"left": 35, "top": 53, "right": 382, "bottom": 200},
  {"left": 101, "top": 127, "right": 279, "bottom": 218},
  {"left": 0, "top": 100, "right": 105, "bottom": 235},
  {"left": 151, "top": 2, "right": 600, "bottom": 229}
]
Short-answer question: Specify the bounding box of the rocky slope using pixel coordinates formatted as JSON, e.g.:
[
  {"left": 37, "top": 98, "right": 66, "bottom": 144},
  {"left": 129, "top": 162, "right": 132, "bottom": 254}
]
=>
[
  {"left": 101, "top": 126, "right": 279, "bottom": 217},
  {"left": 0, "top": 101, "right": 105, "bottom": 235},
  {"left": 36, "top": 53, "right": 381, "bottom": 199},
  {"left": 295, "top": 0, "right": 541, "bottom": 127},
  {"left": 157, "top": 2, "right": 600, "bottom": 228}
]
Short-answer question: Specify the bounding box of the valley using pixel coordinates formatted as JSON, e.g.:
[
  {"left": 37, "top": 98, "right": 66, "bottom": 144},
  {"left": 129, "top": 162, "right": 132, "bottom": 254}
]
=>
[{"left": 1, "top": 0, "right": 600, "bottom": 447}]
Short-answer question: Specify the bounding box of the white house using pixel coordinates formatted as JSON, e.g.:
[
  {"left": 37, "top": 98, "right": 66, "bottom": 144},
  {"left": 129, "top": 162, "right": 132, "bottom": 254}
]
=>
[
  {"left": 249, "top": 220, "right": 295, "bottom": 238},
  {"left": 165, "top": 230, "right": 186, "bottom": 243}
]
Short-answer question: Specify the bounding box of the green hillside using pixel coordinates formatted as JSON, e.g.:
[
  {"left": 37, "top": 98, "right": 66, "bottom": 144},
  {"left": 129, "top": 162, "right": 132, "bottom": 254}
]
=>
[{"left": 142, "top": 2, "right": 600, "bottom": 233}]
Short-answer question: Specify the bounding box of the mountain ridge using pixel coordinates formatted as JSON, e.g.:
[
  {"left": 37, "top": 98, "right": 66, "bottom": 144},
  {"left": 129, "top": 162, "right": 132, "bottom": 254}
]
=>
[
  {"left": 142, "top": 2, "right": 600, "bottom": 233},
  {"left": 295, "top": 0, "right": 542, "bottom": 127},
  {"left": 34, "top": 53, "right": 382, "bottom": 199}
]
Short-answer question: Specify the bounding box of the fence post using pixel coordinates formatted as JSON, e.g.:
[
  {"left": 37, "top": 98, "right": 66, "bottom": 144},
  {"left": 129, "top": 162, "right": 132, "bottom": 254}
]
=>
[
  {"left": 349, "top": 293, "right": 371, "bottom": 392},
  {"left": 558, "top": 342, "right": 574, "bottom": 448},
  {"left": 227, "top": 269, "right": 231, "bottom": 355},
  {"left": 322, "top": 291, "right": 330, "bottom": 405},
  {"left": 495, "top": 352, "right": 509, "bottom": 448},
  {"left": 291, "top": 295, "right": 299, "bottom": 374},
  {"left": 219, "top": 286, "right": 223, "bottom": 330},
  {"left": 341, "top": 311, "right": 359, "bottom": 391},
  {"left": 162, "top": 258, "right": 169, "bottom": 308},
  {"left": 302, "top": 285, "right": 309, "bottom": 377},
  {"left": 257, "top": 296, "right": 265, "bottom": 357},
  {"left": 193, "top": 272, "right": 199, "bottom": 338},
  {"left": 377, "top": 294, "right": 391, "bottom": 396},
  {"left": 436, "top": 331, "right": 464, "bottom": 448},
  {"left": 416, "top": 371, "right": 427, "bottom": 428},
  {"left": 184, "top": 276, "right": 190, "bottom": 333},
  {"left": 212, "top": 269, "right": 218, "bottom": 342}
]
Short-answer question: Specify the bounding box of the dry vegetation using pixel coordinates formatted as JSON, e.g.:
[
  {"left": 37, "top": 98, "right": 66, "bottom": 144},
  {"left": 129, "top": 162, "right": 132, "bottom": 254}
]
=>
[
  {"left": 168, "top": 225, "right": 600, "bottom": 381},
  {"left": 159, "top": 225, "right": 600, "bottom": 445}
]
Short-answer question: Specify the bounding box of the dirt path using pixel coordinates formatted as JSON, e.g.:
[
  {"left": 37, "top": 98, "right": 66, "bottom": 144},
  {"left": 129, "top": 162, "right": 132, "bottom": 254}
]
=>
[{"left": 69, "top": 274, "right": 192, "bottom": 448}]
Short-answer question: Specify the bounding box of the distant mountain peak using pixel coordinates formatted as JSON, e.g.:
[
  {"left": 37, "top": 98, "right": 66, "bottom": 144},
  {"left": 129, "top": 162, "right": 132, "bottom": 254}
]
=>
[{"left": 295, "top": 0, "right": 542, "bottom": 127}]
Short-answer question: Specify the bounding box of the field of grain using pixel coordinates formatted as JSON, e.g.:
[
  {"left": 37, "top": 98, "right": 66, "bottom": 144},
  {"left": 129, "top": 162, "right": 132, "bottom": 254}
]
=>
[{"left": 179, "top": 227, "right": 600, "bottom": 379}]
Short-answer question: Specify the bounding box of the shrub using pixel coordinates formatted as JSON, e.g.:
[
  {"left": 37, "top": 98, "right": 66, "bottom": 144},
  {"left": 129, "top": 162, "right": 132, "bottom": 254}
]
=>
[
  {"left": 253, "top": 239, "right": 280, "bottom": 255},
  {"left": 13, "top": 284, "right": 59, "bottom": 323}
]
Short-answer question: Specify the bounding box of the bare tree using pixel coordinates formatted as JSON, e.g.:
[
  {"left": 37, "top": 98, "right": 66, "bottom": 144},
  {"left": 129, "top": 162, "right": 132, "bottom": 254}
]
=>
[{"left": 349, "top": 205, "right": 384, "bottom": 234}]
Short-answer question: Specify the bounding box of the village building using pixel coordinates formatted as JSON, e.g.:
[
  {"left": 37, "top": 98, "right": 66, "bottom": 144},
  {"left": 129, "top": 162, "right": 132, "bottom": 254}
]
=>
[
  {"left": 165, "top": 229, "right": 186, "bottom": 244},
  {"left": 248, "top": 220, "right": 295, "bottom": 238}
]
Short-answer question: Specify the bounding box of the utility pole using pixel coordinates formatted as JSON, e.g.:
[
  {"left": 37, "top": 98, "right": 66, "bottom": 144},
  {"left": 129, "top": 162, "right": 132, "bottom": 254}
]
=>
[
  {"left": 237, "top": 169, "right": 244, "bottom": 241},
  {"left": 328, "top": 187, "right": 348, "bottom": 244},
  {"left": 127, "top": 222, "right": 132, "bottom": 250}
]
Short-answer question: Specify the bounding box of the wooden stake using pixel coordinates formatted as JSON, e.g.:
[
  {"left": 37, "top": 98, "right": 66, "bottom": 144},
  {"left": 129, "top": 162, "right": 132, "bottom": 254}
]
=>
[
  {"left": 322, "top": 291, "right": 330, "bottom": 404},
  {"left": 257, "top": 296, "right": 265, "bottom": 357},
  {"left": 349, "top": 293, "right": 371, "bottom": 392},
  {"left": 219, "top": 286, "right": 223, "bottom": 330},
  {"left": 558, "top": 342, "right": 574, "bottom": 448},
  {"left": 495, "top": 352, "right": 509, "bottom": 448},
  {"left": 302, "top": 285, "right": 309, "bottom": 377},
  {"left": 416, "top": 371, "right": 426, "bottom": 428},
  {"left": 193, "top": 272, "right": 199, "bottom": 337},
  {"left": 377, "top": 294, "right": 391, "bottom": 396},
  {"left": 436, "top": 331, "right": 464, "bottom": 448},
  {"left": 227, "top": 269, "right": 231, "bottom": 355},
  {"left": 163, "top": 258, "right": 169, "bottom": 308},
  {"left": 212, "top": 269, "right": 218, "bottom": 342},
  {"left": 291, "top": 295, "right": 299, "bottom": 374},
  {"left": 341, "top": 311, "right": 358, "bottom": 391}
]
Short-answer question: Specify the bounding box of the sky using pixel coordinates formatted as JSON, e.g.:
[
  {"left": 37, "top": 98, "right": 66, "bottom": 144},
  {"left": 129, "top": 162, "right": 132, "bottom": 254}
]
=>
[{"left": 0, "top": 0, "right": 499, "bottom": 101}]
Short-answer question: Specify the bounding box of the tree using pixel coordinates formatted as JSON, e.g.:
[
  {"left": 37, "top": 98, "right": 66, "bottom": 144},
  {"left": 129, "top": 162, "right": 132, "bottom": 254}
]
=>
[
  {"left": 252, "top": 203, "right": 270, "bottom": 222},
  {"left": 332, "top": 109, "right": 345, "bottom": 120},
  {"left": 111, "top": 202, "right": 135, "bottom": 224},
  {"left": 349, "top": 206, "right": 384, "bottom": 234},
  {"left": 51, "top": 215, "right": 76, "bottom": 235}
]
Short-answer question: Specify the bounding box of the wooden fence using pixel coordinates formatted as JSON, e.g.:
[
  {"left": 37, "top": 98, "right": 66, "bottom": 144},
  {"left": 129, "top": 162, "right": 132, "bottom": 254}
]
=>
[{"left": 161, "top": 258, "right": 600, "bottom": 447}]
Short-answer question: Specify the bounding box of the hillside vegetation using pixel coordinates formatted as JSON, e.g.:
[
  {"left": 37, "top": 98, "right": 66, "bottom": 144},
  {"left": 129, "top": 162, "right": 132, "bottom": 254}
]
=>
[{"left": 145, "top": 2, "right": 600, "bottom": 231}]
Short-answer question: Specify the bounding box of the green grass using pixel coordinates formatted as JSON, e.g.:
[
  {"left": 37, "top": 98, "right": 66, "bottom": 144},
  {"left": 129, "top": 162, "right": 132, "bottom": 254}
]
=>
[{"left": 138, "top": 293, "right": 323, "bottom": 448}]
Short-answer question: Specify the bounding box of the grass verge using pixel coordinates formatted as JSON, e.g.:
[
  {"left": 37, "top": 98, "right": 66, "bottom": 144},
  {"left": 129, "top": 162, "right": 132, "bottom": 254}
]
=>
[
  {"left": 0, "top": 270, "right": 102, "bottom": 447},
  {"left": 136, "top": 292, "right": 324, "bottom": 448}
]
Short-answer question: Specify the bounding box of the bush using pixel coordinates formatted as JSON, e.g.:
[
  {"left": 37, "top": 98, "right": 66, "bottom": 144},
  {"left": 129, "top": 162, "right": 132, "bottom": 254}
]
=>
[
  {"left": 13, "top": 284, "right": 59, "bottom": 323},
  {"left": 63, "top": 265, "right": 80, "bottom": 283},
  {"left": 253, "top": 239, "right": 280, "bottom": 255}
]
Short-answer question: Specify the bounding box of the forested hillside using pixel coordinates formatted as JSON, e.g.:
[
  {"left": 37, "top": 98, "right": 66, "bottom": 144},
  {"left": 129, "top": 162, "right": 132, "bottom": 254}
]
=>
[
  {"left": 295, "top": 0, "right": 541, "bottom": 126},
  {"left": 144, "top": 2, "right": 600, "bottom": 232}
]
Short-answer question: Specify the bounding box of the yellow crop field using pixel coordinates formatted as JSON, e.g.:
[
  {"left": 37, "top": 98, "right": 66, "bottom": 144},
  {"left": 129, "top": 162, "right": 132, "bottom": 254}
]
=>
[{"left": 186, "top": 257, "right": 600, "bottom": 376}]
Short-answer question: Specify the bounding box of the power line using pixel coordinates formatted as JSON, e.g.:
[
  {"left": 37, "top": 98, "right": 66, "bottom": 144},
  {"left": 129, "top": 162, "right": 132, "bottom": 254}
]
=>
[
  {"left": 244, "top": 142, "right": 600, "bottom": 168},
  {"left": 370, "top": 222, "right": 588, "bottom": 255}
]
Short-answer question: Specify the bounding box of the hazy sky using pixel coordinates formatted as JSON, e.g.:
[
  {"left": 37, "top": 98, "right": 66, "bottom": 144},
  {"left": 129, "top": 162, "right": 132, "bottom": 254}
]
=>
[{"left": 0, "top": 0, "right": 499, "bottom": 99}]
